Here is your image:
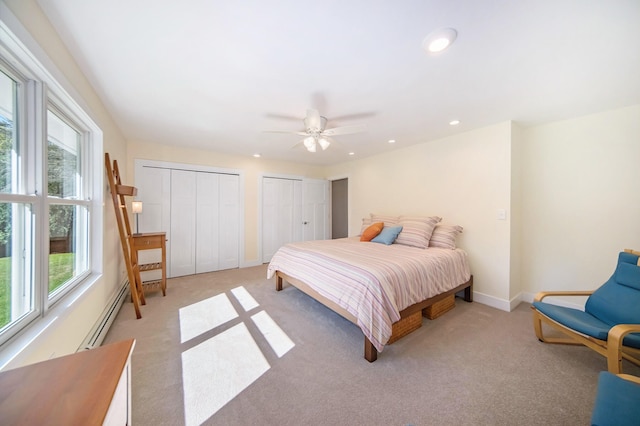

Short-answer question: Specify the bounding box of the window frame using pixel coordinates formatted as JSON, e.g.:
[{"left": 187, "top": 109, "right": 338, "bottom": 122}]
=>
[{"left": 0, "top": 16, "right": 104, "bottom": 349}]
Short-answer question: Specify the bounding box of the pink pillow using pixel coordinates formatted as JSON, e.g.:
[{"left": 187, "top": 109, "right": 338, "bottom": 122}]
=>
[
  {"left": 429, "top": 224, "right": 463, "bottom": 249},
  {"left": 370, "top": 214, "right": 400, "bottom": 226},
  {"left": 395, "top": 216, "right": 441, "bottom": 249}
]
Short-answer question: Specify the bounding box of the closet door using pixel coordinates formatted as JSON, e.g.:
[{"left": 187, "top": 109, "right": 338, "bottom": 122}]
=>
[
  {"left": 170, "top": 170, "right": 197, "bottom": 277},
  {"left": 262, "top": 177, "right": 302, "bottom": 263},
  {"left": 134, "top": 166, "right": 171, "bottom": 275},
  {"left": 218, "top": 174, "right": 239, "bottom": 270},
  {"left": 195, "top": 172, "right": 220, "bottom": 274}
]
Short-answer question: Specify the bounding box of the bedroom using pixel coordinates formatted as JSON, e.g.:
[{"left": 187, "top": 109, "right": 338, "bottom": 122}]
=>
[{"left": 0, "top": 0, "right": 639, "bottom": 423}]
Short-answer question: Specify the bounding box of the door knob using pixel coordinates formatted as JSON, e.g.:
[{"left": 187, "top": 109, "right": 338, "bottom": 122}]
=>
[{"left": 303, "top": 221, "right": 309, "bottom": 225}]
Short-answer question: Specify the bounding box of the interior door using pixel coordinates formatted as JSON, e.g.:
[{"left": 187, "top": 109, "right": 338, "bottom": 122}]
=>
[
  {"left": 134, "top": 166, "right": 171, "bottom": 275},
  {"left": 262, "top": 177, "right": 302, "bottom": 263},
  {"left": 302, "top": 178, "right": 330, "bottom": 241},
  {"left": 218, "top": 174, "right": 240, "bottom": 270},
  {"left": 170, "top": 169, "right": 197, "bottom": 277},
  {"left": 195, "top": 172, "right": 220, "bottom": 274}
]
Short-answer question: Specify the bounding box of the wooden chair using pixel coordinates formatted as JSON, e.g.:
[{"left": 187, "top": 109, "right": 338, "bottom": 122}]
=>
[
  {"left": 105, "top": 153, "right": 146, "bottom": 318},
  {"left": 591, "top": 371, "right": 640, "bottom": 426},
  {"left": 531, "top": 249, "right": 640, "bottom": 374}
]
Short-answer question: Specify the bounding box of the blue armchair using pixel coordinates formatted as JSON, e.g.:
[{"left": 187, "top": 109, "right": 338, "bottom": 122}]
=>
[
  {"left": 532, "top": 249, "right": 640, "bottom": 373},
  {"left": 591, "top": 371, "right": 640, "bottom": 426}
]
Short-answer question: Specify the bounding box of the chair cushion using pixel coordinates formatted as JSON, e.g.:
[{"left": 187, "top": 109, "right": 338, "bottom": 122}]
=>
[
  {"left": 586, "top": 252, "right": 640, "bottom": 326},
  {"left": 533, "top": 302, "right": 640, "bottom": 349},
  {"left": 533, "top": 302, "right": 611, "bottom": 340},
  {"left": 616, "top": 261, "right": 640, "bottom": 291},
  {"left": 591, "top": 371, "right": 640, "bottom": 426}
]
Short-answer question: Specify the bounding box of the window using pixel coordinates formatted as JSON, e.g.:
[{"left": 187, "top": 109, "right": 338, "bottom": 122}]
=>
[
  {"left": 0, "top": 21, "right": 102, "bottom": 347},
  {"left": 46, "top": 109, "right": 89, "bottom": 300}
]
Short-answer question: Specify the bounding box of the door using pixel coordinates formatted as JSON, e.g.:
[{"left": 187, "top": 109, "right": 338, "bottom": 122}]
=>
[
  {"left": 331, "top": 178, "right": 348, "bottom": 239},
  {"left": 195, "top": 172, "right": 220, "bottom": 274},
  {"left": 262, "top": 177, "right": 302, "bottom": 263},
  {"left": 302, "top": 178, "right": 330, "bottom": 241},
  {"left": 218, "top": 174, "right": 240, "bottom": 270},
  {"left": 135, "top": 160, "right": 241, "bottom": 277},
  {"left": 170, "top": 169, "right": 197, "bottom": 277},
  {"left": 134, "top": 166, "right": 171, "bottom": 275}
]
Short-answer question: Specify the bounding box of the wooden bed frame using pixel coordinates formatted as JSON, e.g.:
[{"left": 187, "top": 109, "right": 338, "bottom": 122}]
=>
[{"left": 275, "top": 271, "right": 473, "bottom": 362}]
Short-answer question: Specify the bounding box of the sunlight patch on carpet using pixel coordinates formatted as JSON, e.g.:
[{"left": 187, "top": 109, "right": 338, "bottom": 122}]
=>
[
  {"left": 251, "top": 310, "right": 295, "bottom": 357},
  {"left": 231, "top": 285, "right": 259, "bottom": 311},
  {"left": 181, "top": 323, "right": 270, "bottom": 425},
  {"left": 179, "top": 293, "right": 238, "bottom": 343}
]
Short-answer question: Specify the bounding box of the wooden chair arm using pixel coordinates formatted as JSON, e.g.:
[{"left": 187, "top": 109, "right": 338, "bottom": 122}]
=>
[
  {"left": 618, "top": 373, "right": 640, "bottom": 385},
  {"left": 607, "top": 324, "right": 640, "bottom": 373},
  {"left": 533, "top": 290, "right": 594, "bottom": 303}
]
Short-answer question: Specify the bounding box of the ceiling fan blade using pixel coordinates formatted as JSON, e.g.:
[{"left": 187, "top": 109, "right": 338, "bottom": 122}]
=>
[
  {"left": 263, "top": 130, "right": 309, "bottom": 136},
  {"left": 322, "top": 125, "right": 365, "bottom": 136},
  {"left": 265, "top": 113, "right": 302, "bottom": 121},
  {"left": 331, "top": 111, "right": 377, "bottom": 122}
]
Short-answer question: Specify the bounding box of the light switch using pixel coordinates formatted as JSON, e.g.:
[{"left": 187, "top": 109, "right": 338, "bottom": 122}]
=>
[{"left": 497, "top": 209, "right": 507, "bottom": 220}]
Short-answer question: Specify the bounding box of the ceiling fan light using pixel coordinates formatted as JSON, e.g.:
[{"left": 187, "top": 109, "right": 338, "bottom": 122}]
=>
[
  {"left": 318, "top": 137, "right": 330, "bottom": 150},
  {"left": 303, "top": 136, "right": 316, "bottom": 151}
]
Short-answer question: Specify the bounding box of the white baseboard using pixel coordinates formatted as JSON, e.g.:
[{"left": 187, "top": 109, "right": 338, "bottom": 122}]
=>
[
  {"left": 77, "top": 280, "right": 128, "bottom": 351},
  {"left": 471, "top": 291, "right": 513, "bottom": 312},
  {"left": 240, "top": 259, "right": 262, "bottom": 268}
]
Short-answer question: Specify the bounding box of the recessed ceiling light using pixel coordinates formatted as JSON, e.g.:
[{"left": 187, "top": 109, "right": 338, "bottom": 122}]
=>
[
  {"left": 423, "top": 28, "right": 457, "bottom": 54},
  {"left": 388, "top": 139, "right": 396, "bottom": 144},
  {"left": 253, "top": 153, "right": 261, "bottom": 158},
  {"left": 348, "top": 152, "right": 355, "bottom": 156},
  {"left": 449, "top": 120, "right": 460, "bottom": 126}
]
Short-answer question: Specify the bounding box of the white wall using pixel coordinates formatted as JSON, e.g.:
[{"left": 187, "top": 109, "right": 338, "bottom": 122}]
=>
[
  {"left": 520, "top": 105, "right": 640, "bottom": 298},
  {"left": 326, "top": 122, "right": 515, "bottom": 308}
]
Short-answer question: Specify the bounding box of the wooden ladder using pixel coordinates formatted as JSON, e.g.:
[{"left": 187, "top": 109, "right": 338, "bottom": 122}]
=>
[{"left": 105, "top": 153, "right": 146, "bottom": 318}]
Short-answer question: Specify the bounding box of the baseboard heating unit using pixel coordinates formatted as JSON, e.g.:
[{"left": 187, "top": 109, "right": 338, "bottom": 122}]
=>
[{"left": 77, "top": 280, "right": 128, "bottom": 351}]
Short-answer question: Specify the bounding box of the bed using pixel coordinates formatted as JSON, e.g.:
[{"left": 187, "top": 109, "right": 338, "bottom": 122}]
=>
[{"left": 267, "top": 236, "right": 473, "bottom": 362}]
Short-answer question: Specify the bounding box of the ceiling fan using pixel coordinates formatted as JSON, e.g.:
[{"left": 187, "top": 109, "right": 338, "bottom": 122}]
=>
[{"left": 265, "top": 109, "right": 365, "bottom": 152}]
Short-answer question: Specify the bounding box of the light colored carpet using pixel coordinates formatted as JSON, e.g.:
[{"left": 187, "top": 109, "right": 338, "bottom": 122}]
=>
[{"left": 102, "top": 264, "right": 640, "bottom": 425}]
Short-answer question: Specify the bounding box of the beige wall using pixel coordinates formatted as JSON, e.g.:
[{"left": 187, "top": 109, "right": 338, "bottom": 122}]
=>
[
  {"left": 521, "top": 104, "right": 640, "bottom": 299},
  {"left": 326, "top": 122, "right": 515, "bottom": 308},
  {"left": 126, "top": 140, "right": 326, "bottom": 264},
  {"left": 2, "top": 0, "right": 129, "bottom": 368}
]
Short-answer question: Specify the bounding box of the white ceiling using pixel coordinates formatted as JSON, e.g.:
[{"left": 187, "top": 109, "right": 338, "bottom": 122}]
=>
[{"left": 37, "top": 0, "right": 640, "bottom": 166}]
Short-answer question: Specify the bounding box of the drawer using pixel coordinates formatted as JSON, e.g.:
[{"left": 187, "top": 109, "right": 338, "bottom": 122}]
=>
[{"left": 131, "top": 234, "right": 165, "bottom": 249}]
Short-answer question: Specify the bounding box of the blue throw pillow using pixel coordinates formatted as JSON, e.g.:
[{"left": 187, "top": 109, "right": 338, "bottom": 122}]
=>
[{"left": 371, "top": 226, "right": 403, "bottom": 245}]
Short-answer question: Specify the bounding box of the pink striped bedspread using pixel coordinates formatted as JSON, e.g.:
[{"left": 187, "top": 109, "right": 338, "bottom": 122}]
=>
[{"left": 267, "top": 237, "right": 471, "bottom": 352}]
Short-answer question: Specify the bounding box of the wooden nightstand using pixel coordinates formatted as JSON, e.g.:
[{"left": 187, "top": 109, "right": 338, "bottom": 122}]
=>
[{"left": 130, "top": 232, "right": 167, "bottom": 296}]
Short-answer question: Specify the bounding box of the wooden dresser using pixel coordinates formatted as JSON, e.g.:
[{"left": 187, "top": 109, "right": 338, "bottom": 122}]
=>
[{"left": 0, "top": 339, "right": 135, "bottom": 425}]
